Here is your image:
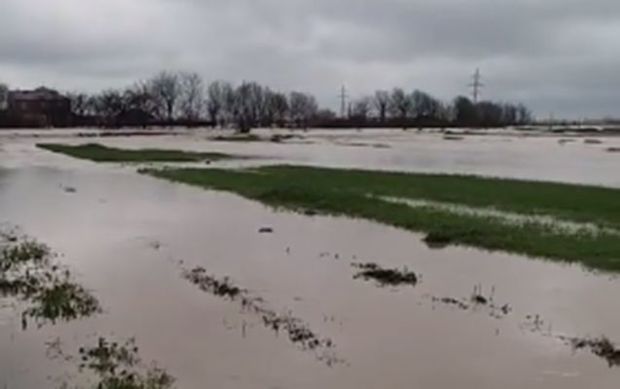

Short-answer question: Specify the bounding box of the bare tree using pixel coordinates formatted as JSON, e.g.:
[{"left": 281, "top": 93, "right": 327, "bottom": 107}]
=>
[
  {"left": 352, "top": 97, "right": 372, "bottom": 121},
  {"left": 373, "top": 90, "right": 390, "bottom": 122},
  {"left": 92, "top": 90, "right": 125, "bottom": 127},
  {"left": 268, "top": 91, "right": 289, "bottom": 126},
  {"left": 289, "top": 91, "right": 318, "bottom": 129},
  {"left": 67, "top": 92, "right": 90, "bottom": 116},
  {"left": 149, "top": 71, "right": 181, "bottom": 121},
  {"left": 389, "top": 88, "right": 412, "bottom": 121},
  {"left": 178, "top": 72, "right": 204, "bottom": 122},
  {"left": 411, "top": 90, "right": 441, "bottom": 119},
  {"left": 206, "top": 81, "right": 230, "bottom": 127}
]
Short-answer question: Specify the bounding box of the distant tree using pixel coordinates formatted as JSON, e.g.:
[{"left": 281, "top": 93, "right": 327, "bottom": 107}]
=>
[
  {"left": 148, "top": 71, "right": 181, "bottom": 121},
  {"left": 289, "top": 91, "right": 318, "bottom": 129},
  {"left": 93, "top": 90, "right": 125, "bottom": 127},
  {"left": 123, "top": 82, "right": 156, "bottom": 116},
  {"left": 516, "top": 104, "right": 533, "bottom": 125},
  {"left": 206, "top": 81, "right": 229, "bottom": 126},
  {"left": 267, "top": 91, "right": 289, "bottom": 126},
  {"left": 178, "top": 72, "right": 204, "bottom": 122},
  {"left": 67, "top": 92, "right": 90, "bottom": 116},
  {"left": 453, "top": 96, "right": 478, "bottom": 126},
  {"left": 389, "top": 88, "right": 413, "bottom": 127},
  {"left": 351, "top": 97, "right": 372, "bottom": 122},
  {"left": 476, "top": 101, "right": 504, "bottom": 127},
  {"left": 373, "top": 90, "right": 390, "bottom": 123},
  {"left": 230, "top": 82, "right": 261, "bottom": 133},
  {"left": 411, "top": 90, "right": 441, "bottom": 119}
]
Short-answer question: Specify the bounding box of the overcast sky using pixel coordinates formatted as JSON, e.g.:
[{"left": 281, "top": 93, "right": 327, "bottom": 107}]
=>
[{"left": 1, "top": 0, "right": 619, "bottom": 118}]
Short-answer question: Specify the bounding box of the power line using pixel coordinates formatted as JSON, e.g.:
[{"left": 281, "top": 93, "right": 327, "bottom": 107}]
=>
[{"left": 469, "top": 68, "right": 484, "bottom": 103}]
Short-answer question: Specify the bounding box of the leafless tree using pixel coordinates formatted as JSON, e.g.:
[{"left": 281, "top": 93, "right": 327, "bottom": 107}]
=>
[
  {"left": 389, "top": 88, "right": 413, "bottom": 120},
  {"left": 289, "top": 91, "right": 318, "bottom": 128},
  {"left": 148, "top": 71, "right": 181, "bottom": 121},
  {"left": 66, "top": 92, "right": 90, "bottom": 116},
  {"left": 267, "top": 91, "right": 289, "bottom": 126},
  {"left": 352, "top": 97, "right": 372, "bottom": 120},
  {"left": 178, "top": 72, "right": 204, "bottom": 121},
  {"left": 206, "top": 81, "right": 230, "bottom": 126},
  {"left": 411, "top": 89, "right": 441, "bottom": 119},
  {"left": 373, "top": 90, "right": 390, "bottom": 122}
]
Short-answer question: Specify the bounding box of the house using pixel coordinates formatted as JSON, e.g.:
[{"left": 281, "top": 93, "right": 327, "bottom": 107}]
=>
[{"left": 7, "top": 87, "right": 71, "bottom": 127}]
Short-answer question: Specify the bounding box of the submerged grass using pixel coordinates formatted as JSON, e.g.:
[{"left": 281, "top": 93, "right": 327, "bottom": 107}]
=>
[
  {"left": 37, "top": 143, "right": 234, "bottom": 163},
  {"left": 142, "top": 165, "right": 620, "bottom": 272}
]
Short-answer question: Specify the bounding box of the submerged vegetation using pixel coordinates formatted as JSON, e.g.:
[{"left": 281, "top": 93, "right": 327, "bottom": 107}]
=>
[
  {"left": 37, "top": 143, "right": 235, "bottom": 163},
  {"left": 352, "top": 263, "right": 418, "bottom": 287},
  {"left": 183, "top": 267, "right": 341, "bottom": 366},
  {"left": 143, "top": 165, "right": 620, "bottom": 272},
  {"left": 0, "top": 230, "right": 100, "bottom": 329}
]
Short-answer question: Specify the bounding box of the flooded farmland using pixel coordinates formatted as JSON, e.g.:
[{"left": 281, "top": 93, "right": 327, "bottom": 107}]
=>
[{"left": 2, "top": 129, "right": 620, "bottom": 388}]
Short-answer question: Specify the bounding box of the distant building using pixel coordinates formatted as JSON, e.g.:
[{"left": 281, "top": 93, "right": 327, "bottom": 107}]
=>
[{"left": 7, "top": 87, "right": 71, "bottom": 127}]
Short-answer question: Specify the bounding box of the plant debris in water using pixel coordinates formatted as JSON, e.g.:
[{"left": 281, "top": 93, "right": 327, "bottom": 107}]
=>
[
  {"left": 0, "top": 230, "right": 100, "bottom": 329},
  {"left": 430, "top": 285, "right": 511, "bottom": 319},
  {"left": 559, "top": 336, "right": 620, "bottom": 367},
  {"left": 183, "top": 267, "right": 342, "bottom": 366},
  {"left": 352, "top": 263, "right": 418, "bottom": 287},
  {"left": 52, "top": 337, "right": 175, "bottom": 389}
]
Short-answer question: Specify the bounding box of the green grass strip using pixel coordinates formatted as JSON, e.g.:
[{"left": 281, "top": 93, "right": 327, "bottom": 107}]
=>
[
  {"left": 37, "top": 143, "right": 234, "bottom": 163},
  {"left": 141, "top": 165, "right": 620, "bottom": 272}
]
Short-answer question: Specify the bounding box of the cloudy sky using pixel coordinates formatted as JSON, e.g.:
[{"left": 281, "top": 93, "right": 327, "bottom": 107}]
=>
[{"left": 1, "top": 0, "right": 619, "bottom": 118}]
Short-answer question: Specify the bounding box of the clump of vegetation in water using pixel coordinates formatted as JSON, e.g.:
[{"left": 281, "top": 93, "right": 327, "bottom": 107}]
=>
[
  {"left": 562, "top": 336, "right": 620, "bottom": 367},
  {"left": 430, "top": 285, "right": 511, "bottom": 319},
  {"left": 54, "top": 337, "right": 175, "bottom": 389},
  {"left": 183, "top": 266, "right": 342, "bottom": 366},
  {"left": 37, "top": 143, "right": 235, "bottom": 163},
  {"left": 352, "top": 263, "right": 418, "bottom": 287},
  {"left": 0, "top": 232, "right": 100, "bottom": 329},
  {"left": 142, "top": 165, "right": 620, "bottom": 272}
]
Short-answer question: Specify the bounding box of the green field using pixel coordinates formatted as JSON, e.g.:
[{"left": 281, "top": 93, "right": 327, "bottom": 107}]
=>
[
  {"left": 142, "top": 165, "right": 620, "bottom": 272},
  {"left": 37, "top": 143, "right": 235, "bottom": 163}
]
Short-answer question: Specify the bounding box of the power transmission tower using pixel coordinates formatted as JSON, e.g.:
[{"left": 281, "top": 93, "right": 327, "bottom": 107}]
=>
[
  {"left": 469, "top": 68, "right": 484, "bottom": 103},
  {"left": 339, "top": 85, "right": 349, "bottom": 118}
]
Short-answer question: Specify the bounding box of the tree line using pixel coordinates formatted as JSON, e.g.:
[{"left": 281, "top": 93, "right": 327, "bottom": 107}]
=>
[{"left": 2, "top": 71, "right": 533, "bottom": 130}]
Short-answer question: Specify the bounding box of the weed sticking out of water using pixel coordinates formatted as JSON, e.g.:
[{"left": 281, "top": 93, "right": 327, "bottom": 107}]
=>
[
  {"left": 54, "top": 337, "right": 175, "bottom": 389},
  {"left": 183, "top": 266, "right": 342, "bottom": 366},
  {"left": 562, "top": 336, "right": 620, "bottom": 367},
  {"left": 352, "top": 263, "right": 418, "bottom": 287},
  {"left": 0, "top": 231, "right": 100, "bottom": 329},
  {"left": 607, "top": 147, "right": 620, "bottom": 153},
  {"left": 584, "top": 139, "right": 603, "bottom": 145},
  {"left": 37, "top": 143, "right": 235, "bottom": 163},
  {"left": 430, "top": 285, "right": 511, "bottom": 319}
]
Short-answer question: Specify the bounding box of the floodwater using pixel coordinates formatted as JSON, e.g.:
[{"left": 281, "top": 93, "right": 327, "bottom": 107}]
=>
[{"left": 1, "top": 129, "right": 620, "bottom": 388}]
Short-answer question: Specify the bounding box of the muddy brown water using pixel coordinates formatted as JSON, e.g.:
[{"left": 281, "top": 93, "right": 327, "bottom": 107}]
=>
[{"left": 1, "top": 130, "right": 620, "bottom": 388}]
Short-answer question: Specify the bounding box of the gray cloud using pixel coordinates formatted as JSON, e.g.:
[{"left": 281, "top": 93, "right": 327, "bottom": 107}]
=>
[{"left": 1, "top": 0, "right": 619, "bottom": 118}]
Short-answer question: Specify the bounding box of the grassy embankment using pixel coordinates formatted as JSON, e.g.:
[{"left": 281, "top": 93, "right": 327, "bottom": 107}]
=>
[
  {"left": 142, "top": 165, "right": 620, "bottom": 272},
  {"left": 37, "top": 143, "right": 235, "bottom": 163}
]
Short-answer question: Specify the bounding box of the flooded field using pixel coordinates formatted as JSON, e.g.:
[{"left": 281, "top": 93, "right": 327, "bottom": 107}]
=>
[{"left": 2, "top": 129, "right": 620, "bottom": 388}]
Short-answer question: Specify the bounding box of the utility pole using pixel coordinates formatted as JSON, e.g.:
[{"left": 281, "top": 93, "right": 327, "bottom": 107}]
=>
[
  {"left": 339, "top": 85, "right": 349, "bottom": 118},
  {"left": 469, "top": 68, "right": 484, "bottom": 103}
]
